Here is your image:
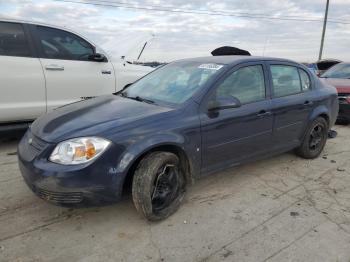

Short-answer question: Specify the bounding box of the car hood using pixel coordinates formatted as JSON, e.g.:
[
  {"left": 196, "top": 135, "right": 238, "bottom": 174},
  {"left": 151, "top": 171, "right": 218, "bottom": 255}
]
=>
[
  {"left": 31, "top": 95, "right": 173, "bottom": 142},
  {"left": 321, "top": 78, "right": 350, "bottom": 93}
]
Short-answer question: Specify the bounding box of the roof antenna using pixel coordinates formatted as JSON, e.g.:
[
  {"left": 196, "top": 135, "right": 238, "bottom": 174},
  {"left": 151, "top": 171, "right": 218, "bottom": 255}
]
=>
[{"left": 262, "top": 37, "right": 269, "bottom": 57}]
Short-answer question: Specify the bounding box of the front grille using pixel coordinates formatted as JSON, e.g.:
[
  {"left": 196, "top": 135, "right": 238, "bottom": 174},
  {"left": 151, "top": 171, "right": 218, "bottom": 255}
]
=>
[{"left": 34, "top": 186, "right": 84, "bottom": 204}]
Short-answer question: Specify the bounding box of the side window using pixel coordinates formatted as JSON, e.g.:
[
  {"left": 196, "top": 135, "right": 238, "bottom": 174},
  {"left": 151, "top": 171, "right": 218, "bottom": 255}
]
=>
[
  {"left": 299, "top": 69, "right": 311, "bottom": 91},
  {"left": 271, "top": 65, "right": 301, "bottom": 97},
  {"left": 0, "top": 22, "right": 31, "bottom": 57},
  {"left": 216, "top": 65, "right": 265, "bottom": 104},
  {"left": 36, "top": 26, "right": 94, "bottom": 61}
]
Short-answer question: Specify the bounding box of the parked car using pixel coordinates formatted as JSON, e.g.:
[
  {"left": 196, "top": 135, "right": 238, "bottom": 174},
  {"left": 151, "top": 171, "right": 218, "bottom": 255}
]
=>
[
  {"left": 320, "top": 62, "right": 350, "bottom": 123},
  {"left": 0, "top": 19, "right": 153, "bottom": 129},
  {"left": 18, "top": 56, "right": 338, "bottom": 221},
  {"left": 307, "top": 59, "right": 341, "bottom": 77}
]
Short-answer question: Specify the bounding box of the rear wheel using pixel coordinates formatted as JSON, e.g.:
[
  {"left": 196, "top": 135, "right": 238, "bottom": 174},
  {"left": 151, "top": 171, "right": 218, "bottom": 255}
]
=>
[
  {"left": 296, "top": 117, "right": 328, "bottom": 159},
  {"left": 132, "top": 152, "right": 186, "bottom": 221}
]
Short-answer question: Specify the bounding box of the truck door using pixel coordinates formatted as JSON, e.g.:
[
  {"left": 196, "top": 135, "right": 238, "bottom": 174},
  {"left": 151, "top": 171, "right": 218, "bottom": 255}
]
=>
[
  {"left": 31, "top": 25, "right": 115, "bottom": 111},
  {"left": 0, "top": 21, "right": 45, "bottom": 123}
]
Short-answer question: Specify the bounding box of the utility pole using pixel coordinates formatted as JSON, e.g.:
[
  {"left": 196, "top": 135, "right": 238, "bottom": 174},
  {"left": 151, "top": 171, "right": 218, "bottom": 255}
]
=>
[{"left": 318, "top": 0, "right": 330, "bottom": 60}]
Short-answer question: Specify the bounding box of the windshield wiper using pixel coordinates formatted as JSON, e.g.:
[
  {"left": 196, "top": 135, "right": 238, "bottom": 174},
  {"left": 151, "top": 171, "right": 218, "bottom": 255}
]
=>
[
  {"left": 119, "top": 92, "right": 155, "bottom": 104},
  {"left": 132, "top": 96, "right": 155, "bottom": 104}
]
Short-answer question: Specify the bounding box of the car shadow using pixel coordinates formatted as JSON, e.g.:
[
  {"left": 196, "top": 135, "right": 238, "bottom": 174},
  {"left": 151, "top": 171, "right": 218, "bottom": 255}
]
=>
[{"left": 0, "top": 129, "right": 26, "bottom": 144}]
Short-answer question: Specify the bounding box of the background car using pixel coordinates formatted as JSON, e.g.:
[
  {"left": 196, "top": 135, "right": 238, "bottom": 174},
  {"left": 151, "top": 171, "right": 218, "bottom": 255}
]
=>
[
  {"left": 321, "top": 62, "right": 350, "bottom": 123},
  {"left": 18, "top": 56, "right": 338, "bottom": 221},
  {"left": 307, "top": 59, "right": 341, "bottom": 76},
  {"left": 0, "top": 19, "right": 153, "bottom": 130}
]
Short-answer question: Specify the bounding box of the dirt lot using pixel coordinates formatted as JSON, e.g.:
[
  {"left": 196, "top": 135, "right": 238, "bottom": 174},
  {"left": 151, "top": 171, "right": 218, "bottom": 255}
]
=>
[{"left": 0, "top": 125, "right": 350, "bottom": 262}]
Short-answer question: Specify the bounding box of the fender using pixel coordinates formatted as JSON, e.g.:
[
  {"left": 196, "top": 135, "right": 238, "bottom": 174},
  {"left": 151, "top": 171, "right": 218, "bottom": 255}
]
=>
[
  {"left": 299, "top": 105, "right": 330, "bottom": 142},
  {"left": 115, "top": 131, "right": 200, "bottom": 181},
  {"left": 308, "top": 105, "right": 330, "bottom": 124}
]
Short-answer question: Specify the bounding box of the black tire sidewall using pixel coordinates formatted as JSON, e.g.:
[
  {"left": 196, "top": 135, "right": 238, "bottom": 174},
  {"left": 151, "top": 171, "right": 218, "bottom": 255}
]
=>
[
  {"left": 297, "top": 117, "right": 328, "bottom": 159},
  {"left": 132, "top": 152, "right": 186, "bottom": 221}
]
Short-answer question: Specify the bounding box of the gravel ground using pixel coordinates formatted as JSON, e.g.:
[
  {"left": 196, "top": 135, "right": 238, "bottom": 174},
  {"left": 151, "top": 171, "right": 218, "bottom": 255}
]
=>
[{"left": 0, "top": 125, "right": 349, "bottom": 262}]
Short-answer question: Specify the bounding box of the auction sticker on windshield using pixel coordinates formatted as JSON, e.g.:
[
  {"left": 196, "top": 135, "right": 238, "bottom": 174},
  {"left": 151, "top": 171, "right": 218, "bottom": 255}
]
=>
[{"left": 198, "top": 64, "right": 224, "bottom": 70}]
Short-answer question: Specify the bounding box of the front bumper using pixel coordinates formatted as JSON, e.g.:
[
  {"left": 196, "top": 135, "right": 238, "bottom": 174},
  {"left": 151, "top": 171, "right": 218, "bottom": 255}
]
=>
[{"left": 18, "top": 130, "right": 126, "bottom": 206}]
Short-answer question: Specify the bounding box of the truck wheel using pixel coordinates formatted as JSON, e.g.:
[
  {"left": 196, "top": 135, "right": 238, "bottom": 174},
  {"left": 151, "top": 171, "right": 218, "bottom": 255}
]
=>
[
  {"left": 296, "top": 117, "right": 328, "bottom": 159},
  {"left": 132, "top": 152, "right": 186, "bottom": 221}
]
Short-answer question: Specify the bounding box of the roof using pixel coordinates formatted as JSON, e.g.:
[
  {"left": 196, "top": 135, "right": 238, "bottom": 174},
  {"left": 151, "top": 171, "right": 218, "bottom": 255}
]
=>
[
  {"left": 1, "top": 17, "right": 70, "bottom": 30},
  {"left": 0, "top": 17, "right": 96, "bottom": 47},
  {"left": 174, "top": 56, "right": 296, "bottom": 66}
]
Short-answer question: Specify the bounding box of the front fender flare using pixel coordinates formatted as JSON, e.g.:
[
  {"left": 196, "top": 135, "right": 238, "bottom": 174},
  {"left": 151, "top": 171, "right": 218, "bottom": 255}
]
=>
[{"left": 115, "top": 133, "right": 197, "bottom": 178}]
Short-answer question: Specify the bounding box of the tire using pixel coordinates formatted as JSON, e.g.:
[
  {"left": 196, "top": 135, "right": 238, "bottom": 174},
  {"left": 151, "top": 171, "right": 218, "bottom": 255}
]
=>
[
  {"left": 132, "top": 152, "right": 186, "bottom": 221},
  {"left": 296, "top": 117, "right": 329, "bottom": 159}
]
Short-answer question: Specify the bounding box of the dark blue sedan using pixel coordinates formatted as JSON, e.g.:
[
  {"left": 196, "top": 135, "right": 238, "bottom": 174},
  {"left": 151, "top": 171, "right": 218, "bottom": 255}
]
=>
[{"left": 18, "top": 56, "right": 339, "bottom": 220}]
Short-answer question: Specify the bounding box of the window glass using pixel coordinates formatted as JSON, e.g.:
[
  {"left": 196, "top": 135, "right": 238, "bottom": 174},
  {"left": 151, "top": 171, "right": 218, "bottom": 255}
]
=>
[
  {"left": 321, "top": 63, "right": 350, "bottom": 79},
  {"left": 0, "top": 22, "right": 30, "bottom": 57},
  {"left": 216, "top": 65, "right": 265, "bottom": 104},
  {"left": 271, "top": 65, "right": 301, "bottom": 97},
  {"left": 299, "top": 69, "right": 311, "bottom": 91},
  {"left": 37, "top": 26, "right": 94, "bottom": 60},
  {"left": 123, "top": 62, "right": 225, "bottom": 105}
]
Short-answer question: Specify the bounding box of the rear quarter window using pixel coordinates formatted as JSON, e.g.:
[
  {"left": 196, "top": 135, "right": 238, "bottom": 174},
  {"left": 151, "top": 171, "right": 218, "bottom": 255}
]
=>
[{"left": 299, "top": 69, "right": 311, "bottom": 91}]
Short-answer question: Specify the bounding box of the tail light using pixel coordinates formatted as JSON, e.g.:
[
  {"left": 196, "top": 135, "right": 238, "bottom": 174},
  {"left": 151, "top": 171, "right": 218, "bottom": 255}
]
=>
[{"left": 338, "top": 94, "right": 350, "bottom": 104}]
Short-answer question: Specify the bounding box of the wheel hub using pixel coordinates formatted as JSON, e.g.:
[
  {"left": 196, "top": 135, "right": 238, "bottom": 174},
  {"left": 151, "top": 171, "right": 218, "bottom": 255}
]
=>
[
  {"left": 309, "top": 124, "right": 324, "bottom": 151},
  {"left": 151, "top": 164, "right": 180, "bottom": 212}
]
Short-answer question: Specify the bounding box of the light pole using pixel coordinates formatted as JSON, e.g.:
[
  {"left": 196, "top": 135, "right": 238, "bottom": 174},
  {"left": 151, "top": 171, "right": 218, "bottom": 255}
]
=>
[{"left": 318, "top": 0, "right": 330, "bottom": 60}]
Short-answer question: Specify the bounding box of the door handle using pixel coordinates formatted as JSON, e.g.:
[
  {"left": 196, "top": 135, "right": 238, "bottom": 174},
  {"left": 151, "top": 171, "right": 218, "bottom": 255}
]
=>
[
  {"left": 101, "top": 70, "right": 111, "bottom": 75},
  {"left": 257, "top": 110, "right": 272, "bottom": 117},
  {"left": 45, "top": 65, "right": 64, "bottom": 71},
  {"left": 304, "top": 100, "right": 313, "bottom": 106}
]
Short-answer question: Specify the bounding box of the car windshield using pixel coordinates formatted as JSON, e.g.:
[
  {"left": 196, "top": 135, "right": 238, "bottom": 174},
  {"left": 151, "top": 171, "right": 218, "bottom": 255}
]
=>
[
  {"left": 121, "top": 62, "right": 226, "bottom": 105},
  {"left": 321, "top": 63, "right": 350, "bottom": 79}
]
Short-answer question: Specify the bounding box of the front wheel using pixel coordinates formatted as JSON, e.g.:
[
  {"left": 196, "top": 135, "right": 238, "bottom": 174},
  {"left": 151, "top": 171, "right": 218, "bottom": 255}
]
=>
[
  {"left": 132, "top": 152, "right": 186, "bottom": 221},
  {"left": 296, "top": 117, "right": 328, "bottom": 159}
]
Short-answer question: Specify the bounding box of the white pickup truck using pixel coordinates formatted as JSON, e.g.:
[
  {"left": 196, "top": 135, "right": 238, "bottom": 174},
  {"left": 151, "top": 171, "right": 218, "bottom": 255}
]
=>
[{"left": 0, "top": 19, "right": 153, "bottom": 128}]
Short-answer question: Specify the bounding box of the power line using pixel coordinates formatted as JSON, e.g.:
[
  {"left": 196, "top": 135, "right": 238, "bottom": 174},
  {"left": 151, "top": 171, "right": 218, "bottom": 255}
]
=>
[
  {"left": 51, "top": 0, "right": 350, "bottom": 25},
  {"left": 89, "top": 0, "right": 348, "bottom": 23}
]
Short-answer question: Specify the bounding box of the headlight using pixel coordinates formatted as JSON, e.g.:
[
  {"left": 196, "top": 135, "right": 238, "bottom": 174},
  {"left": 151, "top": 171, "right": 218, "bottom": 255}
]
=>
[{"left": 49, "top": 137, "right": 111, "bottom": 165}]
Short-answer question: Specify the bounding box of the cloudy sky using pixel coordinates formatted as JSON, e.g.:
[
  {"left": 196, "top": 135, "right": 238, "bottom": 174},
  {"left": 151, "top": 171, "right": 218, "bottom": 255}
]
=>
[{"left": 0, "top": 0, "right": 349, "bottom": 62}]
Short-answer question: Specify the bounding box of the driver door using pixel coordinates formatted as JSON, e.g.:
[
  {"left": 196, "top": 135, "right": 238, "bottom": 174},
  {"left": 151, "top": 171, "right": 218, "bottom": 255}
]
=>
[
  {"left": 32, "top": 25, "right": 115, "bottom": 110},
  {"left": 200, "top": 62, "right": 274, "bottom": 174}
]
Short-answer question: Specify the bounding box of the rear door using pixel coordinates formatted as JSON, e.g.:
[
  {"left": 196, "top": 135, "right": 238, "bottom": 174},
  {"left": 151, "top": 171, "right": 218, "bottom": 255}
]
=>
[
  {"left": 0, "top": 21, "right": 45, "bottom": 123},
  {"left": 200, "top": 62, "right": 274, "bottom": 174},
  {"left": 31, "top": 25, "right": 115, "bottom": 110},
  {"left": 267, "top": 62, "right": 314, "bottom": 146}
]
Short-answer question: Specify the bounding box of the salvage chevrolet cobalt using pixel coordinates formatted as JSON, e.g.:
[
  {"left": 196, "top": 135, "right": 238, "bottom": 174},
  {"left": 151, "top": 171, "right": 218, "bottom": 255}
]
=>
[{"left": 18, "top": 56, "right": 339, "bottom": 221}]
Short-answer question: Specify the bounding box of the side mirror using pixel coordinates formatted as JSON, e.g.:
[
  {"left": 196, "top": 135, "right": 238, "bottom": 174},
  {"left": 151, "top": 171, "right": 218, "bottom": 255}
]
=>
[
  {"left": 88, "top": 53, "right": 107, "bottom": 62},
  {"left": 208, "top": 96, "right": 241, "bottom": 111}
]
